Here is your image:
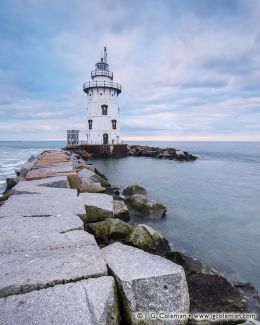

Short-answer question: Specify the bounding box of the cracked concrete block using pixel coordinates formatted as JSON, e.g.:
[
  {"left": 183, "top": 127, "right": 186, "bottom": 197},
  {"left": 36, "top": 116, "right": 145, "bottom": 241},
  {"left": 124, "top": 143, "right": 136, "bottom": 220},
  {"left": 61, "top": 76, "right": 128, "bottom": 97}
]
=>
[
  {"left": 84, "top": 276, "right": 120, "bottom": 324},
  {"left": 0, "top": 214, "right": 84, "bottom": 254},
  {"left": 26, "top": 176, "right": 70, "bottom": 188},
  {"left": 80, "top": 193, "right": 114, "bottom": 223},
  {"left": 0, "top": 193, "right": 86, "bottom": 218},
  {"left": 14, "top": 181, "right": 77, "bottom": 196},
  {"left": 102, "top": 242, "right": 189, "bottom": 325},
  {"left": 0, "top": 230, "right": 107, "bottom": 298},
  {"left": 25, "top": 164, "right": 76, "bottom": 181},
  {"left": 0, "top": 277, "right": 119, "bottom": 325}
]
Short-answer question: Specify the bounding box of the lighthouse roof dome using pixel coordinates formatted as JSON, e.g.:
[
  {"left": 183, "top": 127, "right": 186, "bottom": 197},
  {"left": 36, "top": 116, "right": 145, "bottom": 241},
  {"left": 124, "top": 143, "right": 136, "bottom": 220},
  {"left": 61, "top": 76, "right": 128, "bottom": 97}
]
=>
[{"left": 95, "top": 60, "right": 109, "bottom": 71}]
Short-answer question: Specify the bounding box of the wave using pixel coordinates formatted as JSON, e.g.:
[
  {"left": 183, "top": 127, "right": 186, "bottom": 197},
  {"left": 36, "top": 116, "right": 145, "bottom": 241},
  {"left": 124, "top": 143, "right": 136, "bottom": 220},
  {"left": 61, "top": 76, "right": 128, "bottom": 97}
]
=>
[{"left": 1, "top": 161, "right": 25, "bottom": 168}]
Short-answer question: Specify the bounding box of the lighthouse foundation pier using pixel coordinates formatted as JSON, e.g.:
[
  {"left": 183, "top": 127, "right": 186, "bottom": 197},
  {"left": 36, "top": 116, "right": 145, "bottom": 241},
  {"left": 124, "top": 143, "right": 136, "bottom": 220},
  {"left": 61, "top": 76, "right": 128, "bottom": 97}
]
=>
[{"left": 65, "top": 144, "right": 128, "bottom": 158}]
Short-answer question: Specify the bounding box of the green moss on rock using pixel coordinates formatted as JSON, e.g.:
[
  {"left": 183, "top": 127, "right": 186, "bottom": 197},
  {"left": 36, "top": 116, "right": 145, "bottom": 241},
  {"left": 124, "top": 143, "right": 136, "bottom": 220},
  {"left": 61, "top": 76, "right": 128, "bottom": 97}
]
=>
[
  {"left": 125, "top": 194, "right": 167, "bottom": 219},
  {"left": 85, "top": 220, "right": 109, "bottom": 244},
  {"left": 80, "top": 182, "right": 106, "bottom": 193},
  {"left": 108, "top": 219, "right": 133, "bottom": 241},
  {"left": 126, "top": 224, "right": 170, "bottom": 256},
  {"left": 85, "top": 205, "right": 113, "bottom": 223},
  {"left": 85, "top": 218, "right": 133, "bottom": 245},
  {"left": 122, "top": 183, "right": 147, "bottom": 197}
]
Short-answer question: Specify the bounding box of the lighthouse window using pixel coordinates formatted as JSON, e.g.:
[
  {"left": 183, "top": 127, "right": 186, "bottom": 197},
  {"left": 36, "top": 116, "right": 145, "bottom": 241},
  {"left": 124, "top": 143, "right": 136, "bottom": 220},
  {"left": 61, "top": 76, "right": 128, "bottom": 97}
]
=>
[
  {"left": 101, "top": 105, "right": 108, "bottom": 115},
  {"left": 88, "top": 119, "right": 93, "bottom": 130},
  {"left": 112, "top": 119, "right": 117, "bottom": 130}
]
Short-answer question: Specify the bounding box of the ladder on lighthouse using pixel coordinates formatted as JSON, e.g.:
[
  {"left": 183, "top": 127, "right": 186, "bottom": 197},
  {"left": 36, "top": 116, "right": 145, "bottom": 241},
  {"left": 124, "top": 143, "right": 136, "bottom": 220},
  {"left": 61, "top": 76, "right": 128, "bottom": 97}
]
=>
[{"left": 102, "top": 145, "right": 109, "bottom": 155}]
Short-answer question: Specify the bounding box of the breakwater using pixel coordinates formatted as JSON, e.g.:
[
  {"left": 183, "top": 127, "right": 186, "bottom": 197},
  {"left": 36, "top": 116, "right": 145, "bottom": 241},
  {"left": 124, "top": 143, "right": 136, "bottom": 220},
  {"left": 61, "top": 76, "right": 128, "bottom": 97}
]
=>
[
  {"left": 0, "top": 149, "right": 259, "bottom": 324},
  {"left": 63, "top": 144, "right": 198, "bottom": 161},
  {"left": 127, "top": 145, "right": 197, "bottom": 161}
]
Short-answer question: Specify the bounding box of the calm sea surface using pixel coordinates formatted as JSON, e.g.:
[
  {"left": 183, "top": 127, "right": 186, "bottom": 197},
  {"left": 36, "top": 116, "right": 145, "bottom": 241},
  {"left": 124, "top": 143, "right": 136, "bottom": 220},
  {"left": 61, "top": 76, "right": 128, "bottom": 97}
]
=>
[{"left": 0, "top": 141, "right": 260, "bottom": 291}]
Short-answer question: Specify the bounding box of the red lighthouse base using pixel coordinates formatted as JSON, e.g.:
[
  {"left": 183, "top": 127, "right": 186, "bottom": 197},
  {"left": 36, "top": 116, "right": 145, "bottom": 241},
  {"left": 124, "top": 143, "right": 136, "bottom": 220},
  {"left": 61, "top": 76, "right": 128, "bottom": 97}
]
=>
[{"left": 65, "top": 144, "right": 128, "bottom": 158}]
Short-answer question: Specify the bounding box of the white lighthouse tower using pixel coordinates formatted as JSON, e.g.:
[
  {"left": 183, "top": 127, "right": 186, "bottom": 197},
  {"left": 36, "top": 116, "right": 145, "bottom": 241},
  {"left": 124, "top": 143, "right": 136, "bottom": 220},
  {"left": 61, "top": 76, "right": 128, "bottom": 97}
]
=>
[{"left": 83, "top": 47, "right": 122, "bottom": 145}]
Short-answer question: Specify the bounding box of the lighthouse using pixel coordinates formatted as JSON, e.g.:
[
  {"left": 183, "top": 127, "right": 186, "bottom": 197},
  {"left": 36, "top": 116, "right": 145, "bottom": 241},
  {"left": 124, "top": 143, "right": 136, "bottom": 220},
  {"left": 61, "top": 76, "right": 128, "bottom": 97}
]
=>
[{"left": 83, "top": 47, "right": 122, "bottom": 145}]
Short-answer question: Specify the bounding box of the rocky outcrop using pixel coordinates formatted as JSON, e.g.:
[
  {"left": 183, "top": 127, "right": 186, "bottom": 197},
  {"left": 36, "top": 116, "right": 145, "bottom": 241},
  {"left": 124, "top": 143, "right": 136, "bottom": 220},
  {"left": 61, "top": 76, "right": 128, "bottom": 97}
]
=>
[
  {"left": 102, "top": 242, "right": 190, "bottom": 325},
  {"left": 167, "top": 251, "right": 253, "bottom": 323},
  {"left": 122, "top": 183, "right": 147, "bottom": 197},
  {"left": 125, "top": 194, "right": 167, "bottom": 219},
  {"left": 127, "top": 145, "right": 197, "bottom": 161},
  {"left": 126, "top": 224, "right": 170, "bottom": 256},
  {"left": 188, "top": 274, "right": 248, "bottom": 314}
]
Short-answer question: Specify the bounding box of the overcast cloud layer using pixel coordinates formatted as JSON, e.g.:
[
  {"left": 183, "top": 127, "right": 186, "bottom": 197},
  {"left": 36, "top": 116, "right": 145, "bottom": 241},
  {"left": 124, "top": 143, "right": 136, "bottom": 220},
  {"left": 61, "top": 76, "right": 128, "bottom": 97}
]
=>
[{"left": 0, "top": 0, "right": 260, "bottom": 141}]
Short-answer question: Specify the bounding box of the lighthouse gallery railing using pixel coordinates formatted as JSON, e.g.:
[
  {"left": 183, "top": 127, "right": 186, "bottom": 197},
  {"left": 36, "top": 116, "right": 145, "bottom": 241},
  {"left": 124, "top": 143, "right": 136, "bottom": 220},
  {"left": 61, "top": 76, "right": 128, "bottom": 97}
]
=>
[
  {"left": 91, "top": 70, "right": 113, "bottom": 79},
  {"left": 83, "top": 81, "right": 122, "bottom": 93}
]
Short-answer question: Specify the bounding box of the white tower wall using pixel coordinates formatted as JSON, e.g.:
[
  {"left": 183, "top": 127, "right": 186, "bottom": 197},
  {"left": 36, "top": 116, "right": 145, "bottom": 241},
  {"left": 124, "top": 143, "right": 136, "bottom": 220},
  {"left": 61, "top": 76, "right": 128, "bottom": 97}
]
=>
[{"left": 83, "top": 48, "right": 121, "bottom": 145}]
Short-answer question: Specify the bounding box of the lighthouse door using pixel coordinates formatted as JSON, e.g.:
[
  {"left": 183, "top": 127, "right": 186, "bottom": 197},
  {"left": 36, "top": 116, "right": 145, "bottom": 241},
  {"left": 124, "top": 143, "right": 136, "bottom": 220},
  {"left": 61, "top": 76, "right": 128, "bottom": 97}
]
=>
[{"left": 103, "top": 133, "right": 108, "bottom": 144}]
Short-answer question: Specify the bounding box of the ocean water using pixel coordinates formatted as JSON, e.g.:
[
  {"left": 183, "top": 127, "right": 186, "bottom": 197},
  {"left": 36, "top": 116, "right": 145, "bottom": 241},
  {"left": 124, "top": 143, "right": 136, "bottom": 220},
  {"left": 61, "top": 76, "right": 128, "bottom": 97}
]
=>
[
  {"left": 0, "top": 141, "right": 66, "bottom": 192},
  {"left": 0, "top": 141, "right": 260, "bottom": 292},
  {"left": 93, "top": 141, "right": 260, "bottom": 291}
]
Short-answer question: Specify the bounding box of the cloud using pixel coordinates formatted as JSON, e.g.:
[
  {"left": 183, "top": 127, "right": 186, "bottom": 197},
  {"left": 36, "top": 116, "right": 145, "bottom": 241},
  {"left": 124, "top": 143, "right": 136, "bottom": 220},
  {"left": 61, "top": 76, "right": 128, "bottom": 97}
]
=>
[{"left": 0, "top": 0, "right": 260, "bottom": 140}]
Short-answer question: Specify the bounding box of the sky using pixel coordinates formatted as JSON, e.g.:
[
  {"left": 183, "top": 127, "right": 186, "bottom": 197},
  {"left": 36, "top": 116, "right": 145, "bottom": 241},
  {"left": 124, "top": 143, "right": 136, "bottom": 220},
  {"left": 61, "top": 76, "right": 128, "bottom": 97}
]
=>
[{"left": 0, "top": 0, "right": 260, "bottom": 141}]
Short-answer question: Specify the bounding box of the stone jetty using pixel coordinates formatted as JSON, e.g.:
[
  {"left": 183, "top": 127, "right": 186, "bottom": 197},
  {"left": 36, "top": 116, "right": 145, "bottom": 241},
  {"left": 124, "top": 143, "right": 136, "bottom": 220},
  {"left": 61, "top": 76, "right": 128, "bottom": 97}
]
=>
[
  {"left": 127, "top": 145, "right": 197, "bottom": 161},
  {"left": 1, "top": 149, "right": 259, "bottom": 324},
  {"left": 0, "top": 150, "right": 189, "bottom": 325}
]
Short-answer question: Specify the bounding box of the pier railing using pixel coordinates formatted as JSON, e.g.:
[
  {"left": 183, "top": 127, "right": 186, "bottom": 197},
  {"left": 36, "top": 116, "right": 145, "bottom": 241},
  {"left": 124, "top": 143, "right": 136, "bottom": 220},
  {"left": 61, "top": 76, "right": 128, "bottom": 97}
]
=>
[{"left": 83, "top": 81, "right": 122, "bottom": 94}]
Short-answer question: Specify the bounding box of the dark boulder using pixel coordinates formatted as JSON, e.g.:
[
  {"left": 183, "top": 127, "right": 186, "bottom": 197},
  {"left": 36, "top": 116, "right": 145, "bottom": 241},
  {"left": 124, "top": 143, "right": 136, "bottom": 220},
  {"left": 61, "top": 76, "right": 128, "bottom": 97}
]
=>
[
  {"left": 108, "top": 219, "right": 133, "bottom": 242},
  {"left": 126, "top": 224, "right": 170, "bottom": 256},
  {"left": 85, "top": 219, "right": 132, "bottom": 246},
  {"left": 127, "top": 144, "right": 197, "bottom": 161},
  {"left": 232, "top": 281, "right": 260, "bottom": 320},
  {"left": 122, "top": 183, "right": 147, "bottom": 197},
  {"left": 166, "top": 251, "right": 216, "bottom": 277},
  {"left": 113, "top": 200, "right": 130, "bottom": 222},
  {"left": 85, "top": 220, "right": 109, "bottom": 245},
  {"left": 4, "top": 177, "right": 18, "bottom": 193},
  {"left": 188, "top": 274, "right": 248, "bottom": 318},
  {"left": 125, "top": 194, "right": 167, "bottom": 219},
  {"left": 0, "top": 189, "right": 15, "bottom": 206}
]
